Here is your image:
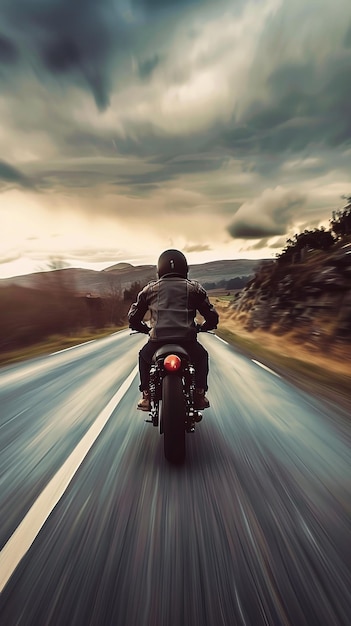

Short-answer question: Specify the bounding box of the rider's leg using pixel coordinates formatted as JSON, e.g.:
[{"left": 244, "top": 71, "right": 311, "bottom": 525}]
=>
[
  {"left": 187, "top": 341, "right": 210, "bottom": 409},
  {"left": 187, "top": 341, "right": 209, "bottom": 390},
  {"left": 137, "top": 340, "right": 158, "bottom": 410},
  {"left": 138, "top": 340, "right": 158, "bottom": 391}
]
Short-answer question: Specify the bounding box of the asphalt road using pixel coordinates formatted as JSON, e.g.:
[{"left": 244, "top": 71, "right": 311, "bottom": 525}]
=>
[{"left": 0, "top": 330, "right": 350, "bottom": 626}]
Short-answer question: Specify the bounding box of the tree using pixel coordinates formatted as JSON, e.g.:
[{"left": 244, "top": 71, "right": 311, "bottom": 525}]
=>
[
  {"left": 45, "top": 256, "right": 69, "bottom": 271},
  {"left": 103, "top": 275, "right": 122, "bottom": 325},
  {"left": 37, "top": 256, "right": 72, "bottom": 295},
  {"left": 124, "top": 281, "right": 142, "bottom": 302},
  {"left": 330, "top": 197, "right": 351, "bottom": 238},
  {"left": 277, "top": 227, "right": 335, "bottom": 263}
]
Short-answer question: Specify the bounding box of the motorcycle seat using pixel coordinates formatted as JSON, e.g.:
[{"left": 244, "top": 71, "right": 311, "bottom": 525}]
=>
[{"left": 153, "top": 344, "right": 190, "bottom": 361}]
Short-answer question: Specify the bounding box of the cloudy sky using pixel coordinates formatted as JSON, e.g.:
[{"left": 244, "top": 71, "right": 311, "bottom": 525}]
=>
[{"left": 1, "top": 0, "right": 350, "bottom": 277}]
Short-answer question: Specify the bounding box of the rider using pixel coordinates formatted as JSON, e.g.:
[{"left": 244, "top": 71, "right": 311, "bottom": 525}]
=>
[{"left": 128, "top": 249, "right": 219, "bottom": 412}]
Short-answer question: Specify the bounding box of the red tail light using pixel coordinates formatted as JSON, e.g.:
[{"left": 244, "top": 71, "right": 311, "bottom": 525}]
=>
[{"left": 164, "top": 354, "right": 182, "bottom": 372}]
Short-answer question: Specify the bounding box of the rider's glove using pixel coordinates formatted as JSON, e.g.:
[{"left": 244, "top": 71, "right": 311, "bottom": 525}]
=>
[
  {"left": 130, "top": 322, "right": 151, "bottom": 334},
  {"left": 141, "top": 323, "right": 151, "bottom": 334},
  {"left": 196, "top": 322, "right": 217, "bottom": 332}
]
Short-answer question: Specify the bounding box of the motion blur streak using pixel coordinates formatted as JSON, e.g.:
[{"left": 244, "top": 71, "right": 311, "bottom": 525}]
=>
[
  {"left": 251, "top": 360, "right": 281, "bottom": 378},
  {"left": 0, "top": 331, "right": 350, "bottom": 625},
  {"left": 0, "top": 364, "right": 138, "bottom": 592}
]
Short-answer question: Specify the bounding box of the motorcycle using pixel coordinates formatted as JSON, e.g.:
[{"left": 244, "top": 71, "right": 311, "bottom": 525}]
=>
[{"left": 131, "top": 331, "right": 211, "bottom": 464}]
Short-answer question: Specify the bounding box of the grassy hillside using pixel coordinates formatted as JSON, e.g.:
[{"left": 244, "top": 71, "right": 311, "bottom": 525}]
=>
[
  {"left": 231, "top": 237, "right": 351, "bottom": 345},
  {"left": 214, "top": 299, "right": 351, "bottom": 413},
  {"left": 211, "top": 224, "right": 351, "bottom": 412}
]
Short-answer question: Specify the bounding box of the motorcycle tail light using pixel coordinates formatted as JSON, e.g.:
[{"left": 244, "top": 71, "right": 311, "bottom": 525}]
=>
[{"left": 164, "top": 354, "right": 182, "bottom": 372}]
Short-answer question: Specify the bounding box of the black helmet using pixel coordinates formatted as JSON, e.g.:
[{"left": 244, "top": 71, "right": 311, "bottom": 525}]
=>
[{"left": 157, "top": 249, "right": 188, "bottom": 278}]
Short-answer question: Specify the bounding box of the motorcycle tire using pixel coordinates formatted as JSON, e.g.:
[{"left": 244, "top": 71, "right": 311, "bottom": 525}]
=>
[{"left": 162, "top": 374, "right": 186, "bottom": 464}]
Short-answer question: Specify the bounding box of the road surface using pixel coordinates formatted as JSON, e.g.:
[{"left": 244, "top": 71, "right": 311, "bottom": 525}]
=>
[{"left": 0, "top": 330, "right": 350, "bottom": 625}]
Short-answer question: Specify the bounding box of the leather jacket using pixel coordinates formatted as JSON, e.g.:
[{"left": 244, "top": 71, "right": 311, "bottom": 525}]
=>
[{"left": 128, "top": 275, "right": 219, "bottom": 342}]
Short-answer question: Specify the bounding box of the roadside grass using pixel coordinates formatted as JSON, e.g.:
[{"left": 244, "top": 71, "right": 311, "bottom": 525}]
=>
[
  {"left": 0, "top": 326, "right": 127, "bottom": 368},
  {"left": 213, "top": 295, "right": 233, "bottom": 301},
  {"left": 209, "top": 291, "right": 237, "bottom": 302},
  {"left": 215, "top": 326, "right": 351, "bottom": 412}
]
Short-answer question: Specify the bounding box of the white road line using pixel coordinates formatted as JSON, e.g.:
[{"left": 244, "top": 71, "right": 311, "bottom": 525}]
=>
[
  {"left": 0, "top": 365, "right": 138, "bottom": 593},
  {"left": 0, "top": 408, "right": 28, "bottom": 432},
  {"left": 50, "top": 340, "right": 94, "bottom": 355},
  {"left": 49, "top": 329, "right": 128, "bottom": 356},
  {"left": 251, "top": 359, "right": 281, "bottom": 378},
  {"left": 215, "top": 335, "right": 229, "bottom": 345}
]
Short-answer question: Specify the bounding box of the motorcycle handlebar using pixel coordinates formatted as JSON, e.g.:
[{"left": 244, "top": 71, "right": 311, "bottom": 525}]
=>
[{"left": 130, "top": 328, "right": 215, "bottom": 335}]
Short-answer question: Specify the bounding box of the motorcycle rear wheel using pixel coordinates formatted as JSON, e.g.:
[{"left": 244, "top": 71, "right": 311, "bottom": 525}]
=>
[{"left": 162, "top": 374, "right": 186, "bottom": 464}]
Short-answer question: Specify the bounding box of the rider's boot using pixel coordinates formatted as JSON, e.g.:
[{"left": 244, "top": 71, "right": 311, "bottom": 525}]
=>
[
  {"left": 137, "top": 390, "right": 151, "bottom": 411},
  {"left": 194, "top": 389, "right": 210, "bottom": 410}
]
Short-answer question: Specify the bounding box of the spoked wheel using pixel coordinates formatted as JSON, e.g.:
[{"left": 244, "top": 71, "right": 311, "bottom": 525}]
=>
[{"left": 162, "top": 375, "right": 186, "bottom": 464}]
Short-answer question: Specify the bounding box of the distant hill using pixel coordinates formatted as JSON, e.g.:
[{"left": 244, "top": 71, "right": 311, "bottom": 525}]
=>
[
  {"left": 188, "top": 259, "right": 261, "bottom": 286},
  {"left": 0, "top": 259, "right": 262, "bottom": 296},
  {"left": 103, "top": 262, "right": 135, "bottom": 272}
]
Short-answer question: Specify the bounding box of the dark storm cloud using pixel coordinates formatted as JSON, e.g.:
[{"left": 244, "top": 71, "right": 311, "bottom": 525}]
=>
[
  {"left": 0, "top": 0, "right": 241, "bottom": 114},
  {"left": 21, "top": 153, "right": 226, "bottom": 201},
  {"left": 114, "top": 154, "right": 227, "bottom": 191},
  {"left": 24, "top": 160, "right": 130, "bottom": 192},
  {"left": 183, "top": 243, "right": 211, "bottom": 253},
  {"left": 0, "top": 35, "right": 18, "bottom": 64},
  {"left": 133, "top": 0, "right": 243, "bottom": 16},
  {"left": 227, "top": 188, "right": 306, "bottom": 240},
  {"left": 109, "top": 120, "right": 227, "bottom": 168},
  {"left": 0, "top": 160, "right": 32, "bottom": 188},
  {"left": 0, "top": 0, "right": 128, "bottom": 110},
  {"left": 104, "top": 53, "right": 351, "bottom": 188},
  {"left": 17, "top": 123, "right": 227, "bottom": 194},
  {"left": 133, "top": 0, "right": 201, "bottom": 11},
  {"left": 0, "top": 0, "right": 214, "bottom": 110},
  {"left": 219, "top": 50, "right": 351, "bottom": 160},
  {"left": 229, "top": 222, "right": 278, "bottom": 239},
  {"left": 138, "top": 54, "right": 161, "bottom": 80}
]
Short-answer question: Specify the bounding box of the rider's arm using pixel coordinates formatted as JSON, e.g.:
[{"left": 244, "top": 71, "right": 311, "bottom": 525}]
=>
[
  {"left": 195, "top": 286, "right": 219, "bottom": 331},
  {"left": 128, "top": 287, "right": 150, "bottom": 334}
]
